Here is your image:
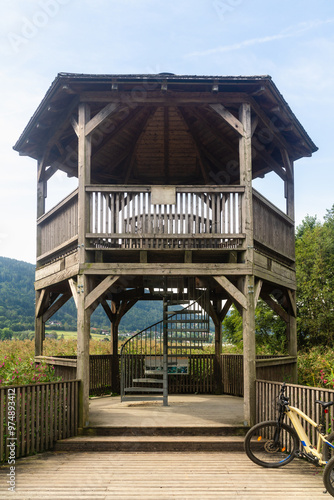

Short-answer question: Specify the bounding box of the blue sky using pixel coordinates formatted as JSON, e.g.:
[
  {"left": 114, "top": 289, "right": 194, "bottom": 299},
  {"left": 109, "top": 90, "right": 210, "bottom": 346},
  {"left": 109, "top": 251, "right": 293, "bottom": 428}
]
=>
[{"left": 0, "top": 0, "right": 333, "bottom": 264}]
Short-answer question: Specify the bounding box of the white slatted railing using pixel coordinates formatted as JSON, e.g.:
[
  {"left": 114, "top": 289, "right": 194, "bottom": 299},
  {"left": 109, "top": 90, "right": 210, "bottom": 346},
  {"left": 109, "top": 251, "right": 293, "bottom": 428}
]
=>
[{"left": 87, "top": 185, "right": 245, "bottom": 250}]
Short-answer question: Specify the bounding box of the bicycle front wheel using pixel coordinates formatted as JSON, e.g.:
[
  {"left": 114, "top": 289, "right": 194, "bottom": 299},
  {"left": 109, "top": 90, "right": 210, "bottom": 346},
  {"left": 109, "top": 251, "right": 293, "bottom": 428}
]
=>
[
  {"left": 244, "top": 420, "right": 298, "bottom": 468},
  {"left": 324, "top": 456, "right": 334, "bottom": 497}
]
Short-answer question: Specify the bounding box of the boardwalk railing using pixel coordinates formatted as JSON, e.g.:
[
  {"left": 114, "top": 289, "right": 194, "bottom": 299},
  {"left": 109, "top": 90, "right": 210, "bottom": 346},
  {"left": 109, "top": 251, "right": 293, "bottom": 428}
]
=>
[
  {"left": 87, "top": 185, "right": 245, "bottom": 250},
  {"left": 256, "top": 380, "right": 334, "bottom": 443},
  {"left": 0, "top": 380, "right": 79, "bottom": 463}
]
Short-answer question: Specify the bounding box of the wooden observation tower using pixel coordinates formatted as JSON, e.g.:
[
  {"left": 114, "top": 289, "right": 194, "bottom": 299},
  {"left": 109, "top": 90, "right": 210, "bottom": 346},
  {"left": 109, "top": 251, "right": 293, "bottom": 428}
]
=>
[{"left": 14, "top": 73, "right": 317, "bottom": 428}]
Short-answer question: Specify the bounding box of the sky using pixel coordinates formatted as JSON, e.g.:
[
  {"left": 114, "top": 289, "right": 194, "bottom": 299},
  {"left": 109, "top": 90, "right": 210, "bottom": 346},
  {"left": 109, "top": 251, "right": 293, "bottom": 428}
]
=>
[{"left": 0, "top": 0, "right": 333, "bottom": 264}]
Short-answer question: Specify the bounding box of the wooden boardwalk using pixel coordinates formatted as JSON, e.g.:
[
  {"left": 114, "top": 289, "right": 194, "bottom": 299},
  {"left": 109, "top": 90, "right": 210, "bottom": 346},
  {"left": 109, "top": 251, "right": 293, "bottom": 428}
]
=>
[{"left": 0, "top": 451, "right": 326, "bottom": 499}]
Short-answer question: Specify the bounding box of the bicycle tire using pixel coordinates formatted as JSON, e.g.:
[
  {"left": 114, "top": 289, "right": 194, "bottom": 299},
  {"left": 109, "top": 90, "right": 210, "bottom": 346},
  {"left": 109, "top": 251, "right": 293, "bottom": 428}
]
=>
[
  {"left": 244, "top": 420, "right": 299, "bottom": 468},
  {"left": 324, "top": 432, "right": 334, "bottom": 462},
  {"left": 323, "top": 456, "right": 334, "bottom": 497}
]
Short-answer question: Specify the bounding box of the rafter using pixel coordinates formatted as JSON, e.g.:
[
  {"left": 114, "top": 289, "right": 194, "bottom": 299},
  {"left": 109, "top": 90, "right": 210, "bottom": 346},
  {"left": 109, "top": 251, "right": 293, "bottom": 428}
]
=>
[
  {"left": 85, "top": 103, "right": 120, "bottom": 136},
  {"left": 178, "top": 108, "right": 211, "bottom": 183},
  {"left": 210, "top": 104, "right": 245, "bottom": 137}
]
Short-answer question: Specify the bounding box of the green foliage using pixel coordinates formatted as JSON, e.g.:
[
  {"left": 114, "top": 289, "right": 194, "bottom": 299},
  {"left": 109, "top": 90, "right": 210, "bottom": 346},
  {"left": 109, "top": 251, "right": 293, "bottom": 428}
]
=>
[
  {"left": 296, "top": 205, "right": 334, "bottom": 348},
  {"left": 222, "top": 300, "right": 286, "bottom": 354},
  {"left": 298, "top": 347, "right": 334, "bottom": 389}
]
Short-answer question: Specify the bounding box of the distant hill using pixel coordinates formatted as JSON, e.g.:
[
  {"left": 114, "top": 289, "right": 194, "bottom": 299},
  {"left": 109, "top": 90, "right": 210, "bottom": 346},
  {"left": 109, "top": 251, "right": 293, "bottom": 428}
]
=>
[{"left": 0, "top": 256, "right": 162, "bottom": 334}]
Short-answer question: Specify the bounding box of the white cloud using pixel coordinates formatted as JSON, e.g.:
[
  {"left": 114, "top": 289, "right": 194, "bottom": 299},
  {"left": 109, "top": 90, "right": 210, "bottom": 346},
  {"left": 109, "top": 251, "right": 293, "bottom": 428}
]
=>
[{"left": 186, "top": 18, "right": 334, "bottom": 57}]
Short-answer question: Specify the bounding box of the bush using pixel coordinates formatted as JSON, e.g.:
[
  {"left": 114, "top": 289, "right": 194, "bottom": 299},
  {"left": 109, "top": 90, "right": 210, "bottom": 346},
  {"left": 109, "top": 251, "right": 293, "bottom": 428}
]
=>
[{"left": 298, "top": 346, "right": 334, "bottom": 389}]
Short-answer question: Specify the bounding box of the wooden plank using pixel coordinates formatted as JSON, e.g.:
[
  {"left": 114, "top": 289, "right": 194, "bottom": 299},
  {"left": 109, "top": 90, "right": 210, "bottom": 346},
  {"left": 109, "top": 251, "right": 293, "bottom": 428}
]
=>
[{"left": 81, "top": 263, "right": 253, "bottom": 276}]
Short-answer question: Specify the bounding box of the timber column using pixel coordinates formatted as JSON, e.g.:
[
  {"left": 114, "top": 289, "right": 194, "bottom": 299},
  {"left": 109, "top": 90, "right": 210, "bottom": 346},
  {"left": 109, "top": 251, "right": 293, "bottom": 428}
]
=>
[
  {"left": 239, "top": 102, "right": 256, "bottom": 426},
  {"left": 77, "top": 103, "right": 92, "bottom": 428}
]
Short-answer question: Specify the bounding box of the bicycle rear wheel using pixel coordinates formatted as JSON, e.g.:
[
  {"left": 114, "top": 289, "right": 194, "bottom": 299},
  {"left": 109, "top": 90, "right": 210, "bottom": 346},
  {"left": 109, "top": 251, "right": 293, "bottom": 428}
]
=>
[
  {"left": 244, "top": 420, "right": 298, "bottom": 468},
  {"left": 324, "top": 456, "right": 334, "bottom": 497}
]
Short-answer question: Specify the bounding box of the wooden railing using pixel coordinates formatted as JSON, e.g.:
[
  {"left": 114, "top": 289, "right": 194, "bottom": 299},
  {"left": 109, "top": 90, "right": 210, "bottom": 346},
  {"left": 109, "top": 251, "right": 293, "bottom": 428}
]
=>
[
  {"left": 35, "top": 185, "right": 297, "bottom": 263},
  {"left": 256, "top": 380, "right": 334, "bottom": 442},
  {"left": 37, "top": 189, "right": 78, "bottom": 261},
  {"left": 37, "top": 355, "right": 116, "bottom": 396},
  {"left": 222, "top": 354, "right": 297, "bottom": 396},
  {"left": 0, "top": 380, "right": 79, "bottom": 463},
  {"left": 87, "top": 185, "right": 245, "bottom": 250},
  {"left": 253, "top": 189, "right": 295, "bottom": 261}
]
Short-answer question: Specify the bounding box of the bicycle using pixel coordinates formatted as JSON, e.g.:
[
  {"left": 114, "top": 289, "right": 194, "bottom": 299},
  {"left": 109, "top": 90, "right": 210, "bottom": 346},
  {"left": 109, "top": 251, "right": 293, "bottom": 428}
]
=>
[{"left": 244, "top": 382, "right": 334, "bottom": 495}]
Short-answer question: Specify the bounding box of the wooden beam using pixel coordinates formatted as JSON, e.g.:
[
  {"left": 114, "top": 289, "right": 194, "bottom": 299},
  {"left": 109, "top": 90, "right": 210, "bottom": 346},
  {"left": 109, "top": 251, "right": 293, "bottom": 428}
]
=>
[
  {"left": 210, "top": 104, "right": 245, "bottom": 137},
  {"left": 68, "top": 278, "right": 78, "bottom": 308},
  {"left": 219, "top": 298, "right": 232, "bottom": 322},
  {"left": 214, "top": 276, "right": 247, "bottom": 310},
  {"left": 178, "top": 108, "right": 211, "bottom": 183},
  {"left": 35, "top": 289, "right": 47, "bottom": 318},
  {"left": 79, "top": 91, "right": 247, "bottom": 105},
  {"left": 100, "top": 298, "right": 115, "bottom": 323},
  {"left": 43, "top": 293, "right": 72, "bottom": 322},
  {"left": 85, "top": 275, "right": 120, "bottom": 310},
  {"left": 85, "top": 103, "right": 119, "bottom": 136},
  {"left": 261, "top": 292, "right": 289, "bottom": 323},
  {"left": 287, "top": 289, "right": 297, "bottom": 317},
  {"left": 254, "top": 279, "right": 263, "bottom": 307},
  {"left": 71, "top": 116, "right": 79, "bottom": 137}
]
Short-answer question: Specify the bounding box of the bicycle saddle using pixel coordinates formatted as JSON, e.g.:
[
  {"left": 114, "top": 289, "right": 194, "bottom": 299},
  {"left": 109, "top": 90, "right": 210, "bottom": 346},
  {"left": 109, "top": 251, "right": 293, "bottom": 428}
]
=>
[{"left": 315, "top": 400, "right": 334, "bottom": 409}]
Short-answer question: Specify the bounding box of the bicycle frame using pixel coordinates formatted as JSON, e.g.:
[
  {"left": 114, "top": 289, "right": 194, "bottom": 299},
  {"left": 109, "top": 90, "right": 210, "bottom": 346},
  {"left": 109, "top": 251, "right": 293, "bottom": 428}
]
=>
[{"left": 286, "top": 405, "right": 334, "bottom": 465}]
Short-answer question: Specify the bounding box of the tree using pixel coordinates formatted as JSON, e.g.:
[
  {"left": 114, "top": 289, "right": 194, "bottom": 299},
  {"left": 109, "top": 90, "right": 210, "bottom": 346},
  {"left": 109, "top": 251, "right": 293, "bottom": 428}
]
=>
[
  {"left": 222, "top": 300, "right": 286, "bottom": 354},
  {"left": 0, "top": 327, "right": 13, "bottom": 340},
  {"left": 296, "top": 206, "right": 334, "bottom": 348}
]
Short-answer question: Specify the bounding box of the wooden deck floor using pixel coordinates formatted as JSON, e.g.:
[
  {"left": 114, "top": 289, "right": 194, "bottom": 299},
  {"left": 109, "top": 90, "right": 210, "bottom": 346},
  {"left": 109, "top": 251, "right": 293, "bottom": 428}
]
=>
[
  {"left": 89, "top": 394, "right": 245, "bottom": 427},
  {"left": 0, "top": 451, "right": 326, "bottom": 499}
]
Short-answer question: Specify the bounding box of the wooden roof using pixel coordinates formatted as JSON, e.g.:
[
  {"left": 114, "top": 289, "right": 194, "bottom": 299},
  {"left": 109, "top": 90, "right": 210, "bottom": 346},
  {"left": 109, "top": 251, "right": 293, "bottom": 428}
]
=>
[{"left": 14, "top": 73, "right": 317, "bottom": 185}]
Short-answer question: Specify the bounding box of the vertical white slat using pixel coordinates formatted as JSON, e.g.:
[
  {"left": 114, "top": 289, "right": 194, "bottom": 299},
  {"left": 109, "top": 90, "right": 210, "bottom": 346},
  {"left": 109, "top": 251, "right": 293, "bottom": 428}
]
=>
[
  {"left": 94, "top": 192, "right": 98, "bottom": 233},
  {"left": 211, "top": 192, "right": 216, "bottom": 236},
  {"left": 227, "top": 193, "right": 231, "bottom": 234},
  {"left": 110, "top": 192, "right": 114, "bottom": 234},
  {"left": 115, "top": 193, "right": 120, "bottom": 236},
  {"left": 232, "top": 192, "right": 236, "bottom": 234}
]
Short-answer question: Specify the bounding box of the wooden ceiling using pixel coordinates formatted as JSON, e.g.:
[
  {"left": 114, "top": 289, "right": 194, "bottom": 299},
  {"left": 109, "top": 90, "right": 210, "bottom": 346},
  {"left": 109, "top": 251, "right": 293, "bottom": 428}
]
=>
[{"left": 14, "top": 73, "right": 318, "bottom": 186}]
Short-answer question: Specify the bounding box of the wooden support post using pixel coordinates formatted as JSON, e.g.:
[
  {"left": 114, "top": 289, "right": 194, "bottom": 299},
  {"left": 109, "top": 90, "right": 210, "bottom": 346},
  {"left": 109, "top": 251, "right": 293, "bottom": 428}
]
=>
[
  {"left": 242, "top": 275, "right": 256, "bottom": 426},
  {"left": 286, "top": 290, "right": 298, "bottom": 383},
  {"left": 239, "top": 102, "right": 256, "bottom": 427},
  {"left": 77, "top": 274, "right": 91, "bottom": 429},
  {"left": 111, "top": 316, "right": 120, "bottom": 393},
  {"left": 78, "top": 103, "right": 91, "bottom": 264},
  {"left": 214, "top": 310, "right": 223, "bottom": 394}
]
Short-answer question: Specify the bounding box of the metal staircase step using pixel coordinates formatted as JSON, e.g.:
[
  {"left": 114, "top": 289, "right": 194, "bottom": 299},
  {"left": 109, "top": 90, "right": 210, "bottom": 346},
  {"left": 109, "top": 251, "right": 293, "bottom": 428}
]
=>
[
  {"left": 124, "top": 387, "right": 164, "bottom": 393},
  {"left": 132, "top": 378, "right": 163, "bottom": 383},
  {"left": 168, "top": 345, "right": 204, "bottom": 350}
]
